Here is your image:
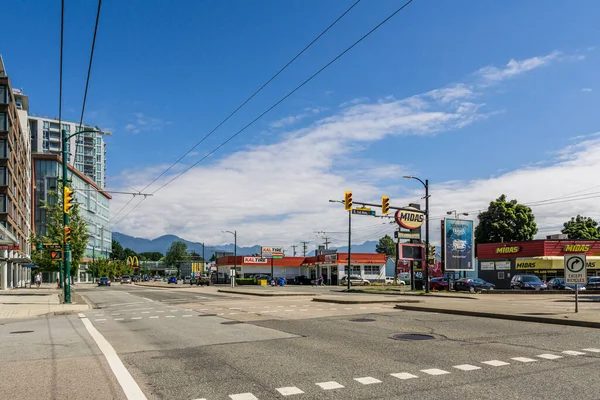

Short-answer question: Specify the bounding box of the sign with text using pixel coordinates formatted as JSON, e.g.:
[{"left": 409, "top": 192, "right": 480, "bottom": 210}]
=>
[
  {"left": 495, "top": 261, "right": 511, "bottom": 270},
  {"left": 262, "top": 247, "right": 284, "bottom": 259},
  {"left": 324, "top": 254, "right": 338, "bottom": 263},
  {"left": 480, "top": 261, "right": 495, "bottom": 270},
  {"left": 565, "top": 254, "right": 587, "bottom": 284},
  {"left": 243, "top": 257, "right": 267, "bottom": 264},
  {"left": 352, "top": 208, "right": 376, "bottom": 216},
  {"left": 443, "top": 218, "right": 474, "bottom": 271},
  {"left": 564, "top": 244, "right": 591, "bottom": 253},
  {"left": 395, "top": 231, "right": 421, "bottom": 240},
  {"left": 0, "top": 245, "right": 19, "bottom": 251},
  {"left": 43, "top": 243, "right": 62, "bottom": 250}
]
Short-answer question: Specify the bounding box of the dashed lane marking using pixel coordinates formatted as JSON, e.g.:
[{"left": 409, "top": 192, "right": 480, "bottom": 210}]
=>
[
  {"left": 537, "top": 354, "right": 563, "bottom": 360},
  {"left": 421, "top": 368, "right": 450, "bottom": 376},
  {"left": 563, "top": 350, "right": 586, "bottom": 356},
  {"left": 453, "top": 364, "right": 481, "bottom": 371},
  {"left": 229, "top": 393, "right": 258, "bottom": 400},
  {"left": 482, "top": 360, "right": 509, "bottom": 367},
  {"left": 182, "top": 314, "right": 193, "bottom": 317},
  {"left": 511, "top": 357, "right": 537, "bottom": 363},
  {"left": 131, "top": 317, "right": 142, "bottom": 320},
  {"left": 149, "top": 316, "right": 159, "bottom": 319},
  {"left": 391, "top": 372, "right": 418, "bottom": 380},
  {"left": 354, "top": 377, "right": 382, "bottom": 385},
  {"left": 276, "top": 386, "right": 304, "bottom": 396},
  {"left": 95, "top": 319, "right": 106, "bottom": 322},
  {"left": 165, "top": 315, "right": 175, "bottom": 318},
  {"left": 114, "top": 318, "right": 124, "bottom": 321},
  {"left": 583, "top": 348, "right": 600, "bottom": 353},
  {"left": 316, "top": 381, "right": 344, "bottom": 390}
]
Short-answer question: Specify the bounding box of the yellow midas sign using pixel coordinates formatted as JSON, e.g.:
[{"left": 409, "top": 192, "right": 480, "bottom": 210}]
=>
[
  {"left": 564, "top": 244, "right": 591, "bottom": 252},
  {"left": 496, "top": 246, "right": 520, "bottom": 254}
]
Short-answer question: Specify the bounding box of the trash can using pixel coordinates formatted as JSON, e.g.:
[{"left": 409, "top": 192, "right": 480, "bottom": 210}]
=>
[
  {"left": 279, "top": 278, "right": 286, "bottom": 287},
  {"left": 258, "top": 279, "right": 267, "bottom": 286}
]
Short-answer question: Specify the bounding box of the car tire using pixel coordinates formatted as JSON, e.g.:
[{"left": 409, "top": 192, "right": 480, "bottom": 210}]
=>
[{"left": 469, "top": 286, "right": 475, "bottom": 293}]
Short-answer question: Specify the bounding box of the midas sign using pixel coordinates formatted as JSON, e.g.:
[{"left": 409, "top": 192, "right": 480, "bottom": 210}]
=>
[
  {"left": 395, "top": 208, "right": 425, "bottom": 230},
  {"left": 496, "top": 246, "right": 520, "bottom": 254},
  {"left": 564, "top": 244, "right": 591, "bottom": 252}
]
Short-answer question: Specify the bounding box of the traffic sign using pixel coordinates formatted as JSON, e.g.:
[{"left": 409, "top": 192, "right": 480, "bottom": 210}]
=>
[
  {"left": 352, "top": 209, "right": 375, "bottom": 216},
  {"left": 565, "top": 254, "right": 587, "bottom": 284},
  {"left": 43, "top": 243, "right": 62, "bottom": 250},
  {"left": 50, "top": 251, "right": 63, "bottom": 260}
]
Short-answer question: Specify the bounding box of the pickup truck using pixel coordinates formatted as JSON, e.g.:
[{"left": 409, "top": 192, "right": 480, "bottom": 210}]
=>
[{"left": 190, "top": 275, "right": 211, "bottom": 286}]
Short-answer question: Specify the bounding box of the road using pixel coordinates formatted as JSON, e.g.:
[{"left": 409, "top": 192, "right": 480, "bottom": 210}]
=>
[{"left": 2, "top": 284, "right": 600, "bottom": 399}]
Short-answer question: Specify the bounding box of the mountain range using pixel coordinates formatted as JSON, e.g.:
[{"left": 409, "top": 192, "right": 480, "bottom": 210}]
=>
[{"left": 112, "top": 232, "right": 379, "bottom": 257}]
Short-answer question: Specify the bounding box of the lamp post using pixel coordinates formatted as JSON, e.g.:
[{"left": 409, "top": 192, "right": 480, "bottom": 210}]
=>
[
  {"left": 403, "top": 175, "right": 430, "bottom": 293},
  {"left": 447, "top": 210, "right": 469, "bottom": 219},
  {"left": 62, "top": 126, "right": 110, "bottom": 303},
  {"left": 223, "top": 230, "right": 237, "bottom": 287}
]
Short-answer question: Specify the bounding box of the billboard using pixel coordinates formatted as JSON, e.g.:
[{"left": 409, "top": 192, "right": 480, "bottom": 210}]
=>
[{"left": 443, "top": 218, "right": 474, "bottom": 271}]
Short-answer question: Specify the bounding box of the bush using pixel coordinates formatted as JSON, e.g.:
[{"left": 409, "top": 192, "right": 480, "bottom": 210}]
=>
[{"left": 235, "top": 278, "right": 256, "bottom": 285}]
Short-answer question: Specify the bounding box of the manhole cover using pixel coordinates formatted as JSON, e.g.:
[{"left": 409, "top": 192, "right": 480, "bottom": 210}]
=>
[
  {"left": 391, "top": 333, "right": 434, "bottom": 341},
  {"left": 221, "top": 321, "right": 244, "bottom": 325},
  {"left": 198, "top": 314, "right": 217, "bottom": 317},
  {"left": 350, "top": 318, "right": 376, "bottom": 322},
  {"left": 9, "top": 330, "right": 34, "bottom": 334}
]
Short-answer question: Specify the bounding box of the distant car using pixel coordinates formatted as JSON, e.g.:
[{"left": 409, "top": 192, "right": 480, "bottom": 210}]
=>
[
  {"left": 547, "top": 278, "right": 586, "bottom": 291},
  {"left": 454, "top": 277, "right": 495, "bottom": 293},
  {"left": 153, "top": 276, "right": 161, "bottom": 281},
  {"left": 340, "top": 275, "right": 370, "bottom": 286},
  {"left": 183, "top": 276, "right": 191, "bottom": 284},
  {"left": 385, "top": 276, "right": 406, "bottom": 285},
  {"left": 131, "top": 276, "right": 139, "bottom": 283},
  {"left": 587, "top": 276, "right": 600, "bottom": 290},
  {"left": 510, "top": 275, "right": 547, "bottom": 290},
  {"left": 168, "top": 276, "right": 178, "bottom": 284},
  {"left": 98, "top": 277, "right": 111, "bottom": 287},
  {"left": 293, "top": 275, "right": 313, "bottom": 285},
  {"left": 430, "top": 277, "right": 450, "bottom": 291},
  {"left": 121, "top": 275, "right": 132, "bottom": 284}
]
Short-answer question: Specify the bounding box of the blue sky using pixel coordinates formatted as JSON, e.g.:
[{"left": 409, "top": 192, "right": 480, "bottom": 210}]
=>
[{"left": 2, "top": 0, "right": 600, "bottom": 247}]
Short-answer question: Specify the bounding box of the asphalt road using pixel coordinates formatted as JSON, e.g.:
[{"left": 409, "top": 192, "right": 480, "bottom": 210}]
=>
[{"left": 3, "top": 284, "right": 600, "bottom": 399}]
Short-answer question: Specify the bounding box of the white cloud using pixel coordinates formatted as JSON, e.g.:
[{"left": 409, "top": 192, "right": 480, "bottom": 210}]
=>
[
  {"left": 124, "top": 112, "right": 167, "bottom": 134},
  {"left": 269, "top": 107, "right": 325, "bottom": 129},
  {"left": 582, "top": 87, "right": 593, "bottom": 92},
  {"left": 476, "top": 51, "right": 561, "bottom": 83},
  {"left": 110, "top": 51, "right": 588, "bottom": 248}
]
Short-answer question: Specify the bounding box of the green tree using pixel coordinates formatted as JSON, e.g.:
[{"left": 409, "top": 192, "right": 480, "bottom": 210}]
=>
[
  {"left": 475, "top": 194, "right": 538, "bottom": 244},
  {"left": 209, "top": 253, "right": 217, "bottom": 262},
  {"left": 112, "top": 239, "right": 125, "bottom": 260},
  {"left": 561, "top": 215, "right": 600, "bottom": 240},
  {"left": 375, "top": 234, "right": 396, "bottom": 257},
  {"left": 138, "top": 251, "right": 163, "bottom": 261},
  {"left": 123, "top": 247, "right": 137, "bottom": 260},
  {"left": 165, "top": 241, "right": 188, "bottom": 274},
  {"left": 29, "top": 187, "right": 90, "bottom": 277}
]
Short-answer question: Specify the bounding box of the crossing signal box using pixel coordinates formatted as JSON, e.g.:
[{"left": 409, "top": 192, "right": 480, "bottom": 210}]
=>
[
  {"left": 344, "top": 191, "right": 353, "bottom": 211},
  {"left": 382, "top": 196, "right": 390, "bottom": 215}
]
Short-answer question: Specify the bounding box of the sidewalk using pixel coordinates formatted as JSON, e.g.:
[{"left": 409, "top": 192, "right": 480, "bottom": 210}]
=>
[
  {"left": 0, "top": 285, "right": 88, "bottom": 319},
  {"left": 394, "top": 293, "right": 600, "bottom": 328}
]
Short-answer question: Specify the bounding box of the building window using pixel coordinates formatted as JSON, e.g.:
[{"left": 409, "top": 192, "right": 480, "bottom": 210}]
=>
[
  {"left": 0, "top": 86, "right": 6, "bottom": 104},
  {"left": 0, "top": 112, "right": 6, "bottom": 131},
  {"left": 0, "top": 166, "right": 6, "bottom": 186},
  {"left": 0, "top": 194, "right": 6, "bottom": 213},
  {"left": 0, "top": 139, "right": 6, "bottom": 158},
  {"left": 43, "top": 121, "right": 50, "bottom": 129}
]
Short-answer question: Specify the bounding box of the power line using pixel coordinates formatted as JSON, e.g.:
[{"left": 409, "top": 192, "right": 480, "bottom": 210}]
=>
[
  {"left": 291, "top": 245, "right": 297, "bottom": 257},
  {"left": 301, "top": 241, "right": 309, "bottom": 257},
  {"left": 111, "top": 196, "right": 147, "bottom": 228},
  {"left": 58, "top": 0, "right": 65, "bottom": 134},
  {"left": 138, "top": 0, "right": 362, "bottom": 194},
  {"left": 78, "top": 0, "right": 102, "bottom": 129},
  {"left": 149, "top": 0, "right": 416, "bottom": 195}
]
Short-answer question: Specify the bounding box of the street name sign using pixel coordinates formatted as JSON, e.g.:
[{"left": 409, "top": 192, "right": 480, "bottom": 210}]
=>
[
  {"left": 43, "top": 243, "right": 62, "bottom": 250},
  {"left": 565, "top": 254, "right": 587, "bottom": 284},
  {"left": 352, "top": 209, "right": 376, "bottom": 216}
]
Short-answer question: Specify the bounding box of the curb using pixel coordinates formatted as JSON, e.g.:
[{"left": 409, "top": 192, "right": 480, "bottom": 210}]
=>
[
  {"left": 343, "top": 289, "right": 477, "bottom": 300},
  {"left": 394, "top": 304, "right": 600, "bottom": 329},
  {"left": 313, "top": 297, "right": 420, "bottom": 304},
  {"left": 134, "top": 283, "right": 191, "bottom": 289},
  {"left": 77, "top": 293, "right": 100, "bottom": 309},
  {"left": 217, "top": 289, "right": 316, "bottom": 297}
]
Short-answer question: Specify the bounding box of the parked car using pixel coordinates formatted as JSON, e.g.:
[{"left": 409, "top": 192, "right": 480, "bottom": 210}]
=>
[
  {"left": 587, "top": 276, "right": 600, "bottom": 290},
  {"left": 383, "top": 276, "right": 406, "bottom": 285},
  {"left": 293, "top": 275, "right": 313, "bottom": 285},
  {"left": 547, "top": 278, "right": 586, "bottom": 291},
  {"left": 340, "top": 275, "right": 370, "bottom": 286},
  {"left": 98, "top": 277, "right": 111, "bottom": 287},
  {"left": 183, "top": 276, "right": 191, "bottom": 284},
  {"left": 454, "top": 277, "right": 495, "bottom": 292},
  {"left": 131, "top": 275, "right": 139, "bottom": 283},
  {"left": 121, "top": 275, "right": 132, "bottom": 284},
  {"left": 168, "top": 276, "right": 178, "bottom": 284},
  {"left": 510, "top": 274, "right": 547, "bottom": 290},
  {"left": 153, "top": 276, "right": 161, "bottom": 282},
  {"left": 398, "top": 273, "right": 411, "bottom": 285},
  {"left": 430, "top": 277, "right": 450, "bottom": 291}
]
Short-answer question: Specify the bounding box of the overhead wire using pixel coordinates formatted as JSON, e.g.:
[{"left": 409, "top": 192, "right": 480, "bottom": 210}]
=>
[{"left": 78, "top": 0, "right": 102, "bottom": 129}]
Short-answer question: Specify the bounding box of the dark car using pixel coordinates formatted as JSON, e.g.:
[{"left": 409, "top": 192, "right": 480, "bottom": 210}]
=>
[
  {"left": 587, "top": 276, "right": 600, "bottom": 290},
  {"left": 510, "top": 274, "right": 547, "bottom": 290},
  {"left": 454, "top": 277, "right": 495, "bottom": 293},
  {"left": 168, "top": 276, "right": 178, "bottom": 284},
  {"left": 430, "top": 277, "right": 449, "bottom": 291},
  {"left": 547, "top": 278, "right": 586, "bottom": 291},
  {"left": 293, "top": 275, "right": 313, "bottom": 285},
  {"left": 98, "top": 277, "right": 111, "bottom": 287}
]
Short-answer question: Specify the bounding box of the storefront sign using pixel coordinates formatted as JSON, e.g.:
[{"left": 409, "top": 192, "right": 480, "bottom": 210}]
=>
[
  {"left": 495, "top": 261, "right": 511, "bottom": 270},
  {"left": 261, "top": 247, "right": 284, "bottom": 258},
  {"left": 443, "top": 218, "right": 474, "bottom": 271},
  {"left": 480, "top": 261, "right": 495, "bottom": 270},
  {"left": 564, "top": 244, "right": 591, "bottom": 252},
  {"left": 0, "top": 245, "right": 19, "bottom": 250},
  {"left": 395, "top": 208, "right": 425, "bottom": 230},
  {"left": 324, "top": 254, "right": 338, "bottom": 263},
  {"left": 495, "top": 246, "right": 520, "bottom": 254},
  {"left": 515, "top": 258, "right": 560, "bottom": 270},
  {"left": 243, "top": 257, "right": 267, "bottom": 264}
]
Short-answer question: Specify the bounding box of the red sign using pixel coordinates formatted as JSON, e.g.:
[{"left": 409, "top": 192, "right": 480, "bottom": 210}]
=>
[{"left": 0, "top": 245, "right": 19, "bottom": 250}]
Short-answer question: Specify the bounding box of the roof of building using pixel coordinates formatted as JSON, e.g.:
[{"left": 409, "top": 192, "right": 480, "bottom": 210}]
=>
[{"left": 217, "top": 253, "right": 387, "bottom": 266}]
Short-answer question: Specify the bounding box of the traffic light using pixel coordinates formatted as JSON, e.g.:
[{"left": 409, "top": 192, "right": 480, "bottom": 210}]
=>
[
  {"left": 382, "top": 196, "right": 390, "bottom": 215},
  {"left": 428, "top": 244, "right": 436, "bottom": 264},
  {"left": 344, "top": 191, "right": 353, "bottom": 211},
  {"left": 64, "top": 226, "right": 72, "bottom": 244},
  {"left": 64, "top": 186, "right": 74, "bottom": 214}
]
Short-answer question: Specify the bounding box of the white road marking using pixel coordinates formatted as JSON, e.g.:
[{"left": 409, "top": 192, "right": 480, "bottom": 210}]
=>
[
  {"left": 285, "top": 310, "right": 294, "bottom": 312},
  {"left": 165, "top": 315, "right": 175, "bottom": 318},
  {"left": 276, "top": 386, "right": 304, "bottom": 396},
  {"left": 290, "top": 305, "right": 297, "bottom": 308},
  {"left": 421, "top": 368, "right": 450, "bottom": 376},
  {"left": 583, "top": 348, "right": 600, "bottom": 353},
  {"left": 149, "top": 316, "right": 159, "bottom": 319},
  {"left": 141, "top": 311, "right": 151, "bottom": 314},
  {"left": 482, "top": 360, "right": 509, "bottom": 367},
  {"left": 141, "top": 297, "right": 154, "bottom": 302},
  {"left": 391, "top": 372, "right": 418, "bottom": 380},
  {"left": 316, "top": 381, "right": 344, "bottom": 390},
  {"left": 354, "top": 377, "right": 382, "bottom": 385},
  {"left": 217, "top": 313, "right": 224, "bottom": 316},
  {"left": 182, "top": 315, "right": 193, "bottom": 317},
  {"left": 299, "top": 309, "right": 308, "bottom": 311},
  {"left": 453, "top": 364, "right": 481, "bottom": 371},
  {"left": 95, "top": 319, "right": 106, "bottom": 322},
  {"left": 359, "top": 307, "right": 367, "bottom": 310},
  {"left": 537, "top": 354, "right": 563, "bottom": 360},
  {"left": 229, "top": 307, "right": 242, "bottom": 310},
  {"left": 110, "top": 313, "right": 120, "bottom": 316},
  {"left": 316, "top": 309, "right": 323, "bottom": 311},
  {"left": 114, "top": 318, "right": 124, "bottom": 321},
  {"left": 169, "top": 310, "right": 178, "bottom": 312},
  {"left": 277, "top": 306, "right": 284, "bottom": 308},
  {"left": 329, "top": 308, "right": 337, "bottom": 311},
  {"left": 511, "top": 357, "right": 537, "bottom": 363},
  {"left": 229, "top": 393, "right": 258, "bottom": 400},
  {"left": 79, "top": 316, "right": 148, "bottom": 400},
  {"left": 563, "top": 350, "right": 586, "bottom": 356},
  {"left": 131, "top": 317, "right": 142, "bottom": 320}
]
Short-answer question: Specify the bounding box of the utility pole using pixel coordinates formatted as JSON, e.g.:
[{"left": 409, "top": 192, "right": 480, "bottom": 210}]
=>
[
  {"left": 301, "top": 242, "right": 309, "bottom": 257},
  {"left": 202, "top": 242, "right": 205, "bottom": 273},
  {"left": 291, "top": 245, "right": 297, "bottom": 257},
  {"left": 347, "top": 210, "right": 352, "bottom": 290},
  {"left": 323, "top": 236, "right": 331, "bottom": 250}
]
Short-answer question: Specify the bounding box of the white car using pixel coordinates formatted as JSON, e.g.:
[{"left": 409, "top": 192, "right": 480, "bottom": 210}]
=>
[
  {"left": 385, "top": 276, "right": 406, "bottom": 285},
  {"left": 183, "top": 276, "right": 191, "bottom": 284},
  {"left": 341, "top": 276, "right": 370, "bottom": 286}
]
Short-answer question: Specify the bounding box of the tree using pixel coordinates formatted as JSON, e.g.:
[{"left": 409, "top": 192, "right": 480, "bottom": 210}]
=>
[
  {"left": 475, "top": 194, "right": 538, "bottom": 244},
  {"left": 165, "top": 241, "right": 188, "bottom": 275},
  {"left": 561, "top": 215, "right": 600, "bottom": 240},
  {"left": 189, "top": 250, "right": 203, "bottom": 260},
  {"left": 209, "top": 253, "right": 217, "bottom": 262},
  {"left": 112, "top": 239, "right": 125, "bottom": 261},
  {"left": 139, "top": 252, "right": 163, "bottom": 261},
  {"left": 375, "top": 235, "right": 396, "bottom": 257},
  {"left": 89, "top": 258, "right": 133, "bottom": 278},
  {"left": 123, "top": 247, "right": 138, "bottom": 260},
  {"left": 29, "top": 185, "right": 90, "bottom": 277}
]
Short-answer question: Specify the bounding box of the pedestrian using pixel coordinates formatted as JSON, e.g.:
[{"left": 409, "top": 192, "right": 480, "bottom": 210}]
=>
[
  {"left": 35, "top": 272, "right": 41, "bottom": 289},
  {"left": 318, "top": 274, "right": 324, "bottom": 286}
]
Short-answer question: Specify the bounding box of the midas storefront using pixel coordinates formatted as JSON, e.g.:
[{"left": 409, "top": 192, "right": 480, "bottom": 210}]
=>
[{"left": 477, "top": 240, "right": 600, "bottom": 289}]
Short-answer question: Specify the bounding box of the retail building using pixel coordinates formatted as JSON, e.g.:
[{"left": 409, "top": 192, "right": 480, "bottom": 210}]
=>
[{"left": 477, "top": 239, "right": 600, "bottom": 289}]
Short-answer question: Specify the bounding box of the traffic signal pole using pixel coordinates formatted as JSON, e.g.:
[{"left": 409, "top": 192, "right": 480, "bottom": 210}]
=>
[{"left": 62, "top": 128, "right": 71, "bottom": 304}]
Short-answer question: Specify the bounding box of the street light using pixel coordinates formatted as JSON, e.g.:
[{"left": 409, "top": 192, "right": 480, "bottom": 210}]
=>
[
  {"left": 222, "top": 230, "right": 237, "bottom": 287},
  {"left": 61, "top": 126, "right": 110, "bottom": 304},
  {"left": 447, "top": 210, "right": 469, "bottom": 218},
  {"left": 403, "top": 175, "right": 430, "bottom": 293}
]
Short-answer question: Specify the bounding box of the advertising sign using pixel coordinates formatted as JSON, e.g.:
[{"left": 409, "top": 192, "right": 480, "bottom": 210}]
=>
[
  {"left": 495, "top": 261, "right": 511, "bottom": 270},
  {"left": 480, "top": 262, "right": 495, "bottom": 270},
  {"left": 243, "top": 257, "right": 267, "bottom": 264},
  {"left": 261, "top": 247, "right": 284, "bottom": 259},
  {"left": 395, "top": 207, "right": 425, "bottom": 230},
  {"left": 443, "top": 218, "right": 474, "bottom": 271},
  {"left": 395, "top": 231, "right": 421, "bottom": 240},
  {"left": 324, "top": 254, "right": 338, "bottom": 263}
]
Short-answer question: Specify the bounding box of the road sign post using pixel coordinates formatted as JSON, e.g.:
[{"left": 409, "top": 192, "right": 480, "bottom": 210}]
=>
[{"left": 565, "top": 254, "right": 587, "bottom": 313}]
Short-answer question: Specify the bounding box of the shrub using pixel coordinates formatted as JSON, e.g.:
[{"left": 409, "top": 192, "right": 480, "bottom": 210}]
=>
[{"left": 235, "top": 278, "right": 256, "bottom": 285}]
